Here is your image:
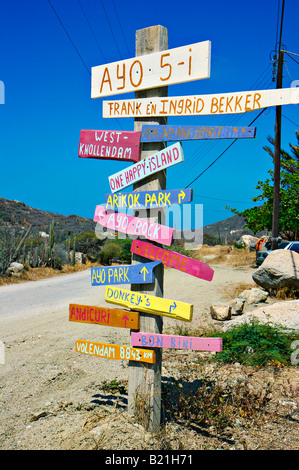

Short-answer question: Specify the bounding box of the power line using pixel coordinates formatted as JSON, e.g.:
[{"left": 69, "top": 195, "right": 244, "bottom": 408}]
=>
[
  {"left": 193, "top": 194, "right": 257, "bottom": 205},
  {"left": 178, "top": 69, "right": 274, "bottom": 182},
  {"left": 47, "top": 0, "right": 90, "bottom": 75},
  {"left": 76, "top": 0, "right": 107, "bottom": 63},
  {"left": 185, "top": 107, "right": 266, "bottom": 188},
  {"left": 98, "top": 0, "right": 123, "bottom": 60},
  {"left": 111, "top": 0, "right": 131, "bottom": 57},
  {"left": 285, "top": 51, "right": 299, "bottom": 65},
  {"left": 282, "top": 113, "right": 299, "bottom": 128},
  {"left": 284, "top": 50, "right": 299, "bottom": 58}
]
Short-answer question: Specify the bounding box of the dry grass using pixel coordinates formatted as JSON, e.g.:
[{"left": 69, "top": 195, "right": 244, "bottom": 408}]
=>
[
  {"left": 194, "top": 245, "right": 256, "bottom": 267},
  {"left": 0, "top": 245, "right": 257, "bottom": 287},
  {"left": 0, "top": 260, "right": 99, "bottom": 286}
]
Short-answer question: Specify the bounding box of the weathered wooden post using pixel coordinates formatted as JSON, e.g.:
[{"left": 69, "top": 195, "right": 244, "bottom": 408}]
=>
[{"left": 128, "top": 25, "right": 168, "bottom": 431}]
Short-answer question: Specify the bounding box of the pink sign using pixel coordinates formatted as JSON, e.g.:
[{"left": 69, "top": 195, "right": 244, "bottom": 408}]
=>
[
  {"left": 131, "top": 239, "right": 214, "bottom": 281},
  {"left": 131, "top": 332, "right": 222, "bottom": 352},
  {"left": 93, "top": 206, "right": 173, "bottom": 246},
  {"left": 78, "top": 129, "right": 141, "bottom": 162}
]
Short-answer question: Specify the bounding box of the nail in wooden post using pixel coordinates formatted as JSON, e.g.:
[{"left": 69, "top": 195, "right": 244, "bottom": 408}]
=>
[{"left": 128, "top": 25, "right": 168, "bottom": 431}]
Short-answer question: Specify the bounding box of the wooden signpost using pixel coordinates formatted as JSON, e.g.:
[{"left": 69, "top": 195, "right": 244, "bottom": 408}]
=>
[
  {"left": 108, "top": 142, "right": 184, "bottom": 193},
  {"left": 105, "top": 286, "right": 193, "bottom": 322},
  {"left": 91, "top": 40, "right": 211, "bottom": 98},
  {"left": 102, "top": 87, "right": 299, "bottom": 118},
  {"left": 141, "top": 124, "right": 256, "bottom": 142},
  {"left": 78, "top": 129, "right": 141, "bottom": 162},
  {"left": 131, "top": 239, "right": 214, "bottom": 282},
  {"left": 91, "top": 261, "right": 161, "bottom": 286},
  {"left": 104, "top": 188, "right": 193, "bottom": 209},
  {"left": 93, "top": 205, "right": 173, "bottom": 246},
  {"left": 131, "top": 332, "right": 222, "bottom": 352},
  {"left": 75, "top": 339, "right": 155, "bottom": 364},
  {"left": 69, "top": 303, "right": 139, "bottom": 329}
]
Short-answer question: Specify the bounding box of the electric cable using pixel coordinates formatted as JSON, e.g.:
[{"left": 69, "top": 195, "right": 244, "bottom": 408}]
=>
[
  {"left": 47, "top": 0, "right": 90, "bottom": 75},
  {"left": 185, "top": 107, "right": 266, "bottom": 188}
]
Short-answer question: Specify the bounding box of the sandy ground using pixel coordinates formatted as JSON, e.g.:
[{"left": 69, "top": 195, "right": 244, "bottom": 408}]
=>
[{"left": 0, "top": 264, "right": 298, "bottom": 450}]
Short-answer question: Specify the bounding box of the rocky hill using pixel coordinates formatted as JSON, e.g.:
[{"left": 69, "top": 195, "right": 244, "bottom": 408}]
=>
[
  {"left": 0, "top": 196, "right": 257, "bottom": 244},
  {"left": 0, "top": 197, "right": 96, "bottom": 238},
  {"left": 202, "top": 214, "right": 258, "bottom": 242}
]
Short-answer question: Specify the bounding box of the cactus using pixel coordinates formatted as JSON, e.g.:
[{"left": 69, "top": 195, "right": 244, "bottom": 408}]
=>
[{"left": 72, "top": 236, "right": 76, "bottom": 266}]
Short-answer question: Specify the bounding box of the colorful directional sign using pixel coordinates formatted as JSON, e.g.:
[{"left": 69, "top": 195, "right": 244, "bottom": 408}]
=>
[
  {"left": 103, "top": 87, "right": 299, "bottom": 118},
  {"left": 78, "top": 129, "right": 141, "bottom": 162},
  {"left": 131, "top": 332, "right": 222, "bottom": 352},
  {"left": 141, "top": 125, "right": 256, "bottom": 142},
  {"left": 91, "top": 261, "right": 161, "bottom": 286},
  {"left": 75, "top": 339, "right": 155, "bottom": 364},
  {"left": 104, "top": 188, "right": 193, "bottom": 209},
  {"left": 69, "top": 304, "right": 139, "bottom": 329},
  {"left": 93, "top": 206, "right": 173, "bottom": 246},
  {"left": 91, "top": 40, "right": 211, "bottom": 98},
  {"left": 105, "top": 286, "right": 193, "bottom": 322},
  {"left": 108, "top": 142, "right": 183, "bottom": 193},
  {"left": 131, "top": 239, "right": 214, "bottom": 282}
]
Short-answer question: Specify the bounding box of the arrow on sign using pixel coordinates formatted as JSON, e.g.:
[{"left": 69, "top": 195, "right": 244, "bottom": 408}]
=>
[
  {"left": 122, "top": 315, "right": 129, "bottom": 328},
  {"left": 178, "top": 190, "right": 185, "bottom": 204},
  {"left": 105, "top": 287, "right": 193, "bottom": 322},
  {"left": 140, "top": 266, "right": 149, "bottom": 281},
  {"left": 91, "top": 260, "right": 162, "bottom": 286}
]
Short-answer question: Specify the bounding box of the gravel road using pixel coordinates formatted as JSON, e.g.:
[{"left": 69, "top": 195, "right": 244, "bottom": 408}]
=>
[{"left": 0, "top": 264, "right": 256, "bottom": 450}]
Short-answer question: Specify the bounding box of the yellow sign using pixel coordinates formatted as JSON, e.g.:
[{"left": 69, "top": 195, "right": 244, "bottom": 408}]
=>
[{"left": 105, "top": 287, "right": 193, "bottom": 322}]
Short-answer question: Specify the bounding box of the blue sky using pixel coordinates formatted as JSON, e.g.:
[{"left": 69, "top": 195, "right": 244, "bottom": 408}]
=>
[{"left": 0, "top": 0, "right": 298, "bottom": 228}]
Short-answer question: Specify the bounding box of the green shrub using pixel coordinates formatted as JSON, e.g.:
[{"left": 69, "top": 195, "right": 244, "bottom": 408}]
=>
[
  {"left": 216, "top": 319, "right": 299, "bottom": 366},
  {"left": 109, "top": 238, "right": 132, "bottom": 264},
  {"left": 99, "top": 242, "right": 122, "bottom": 265}
]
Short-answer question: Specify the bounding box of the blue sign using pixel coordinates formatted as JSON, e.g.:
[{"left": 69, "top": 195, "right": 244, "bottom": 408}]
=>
[
  {"left": 104, "top": 188, "right": 193, "bottom": 209},
  {"left": 141, "top": 125, "right": 256, "bottom": 142},
  {"left": 91, "top": 261, "right": 161, "bottom": 286}
]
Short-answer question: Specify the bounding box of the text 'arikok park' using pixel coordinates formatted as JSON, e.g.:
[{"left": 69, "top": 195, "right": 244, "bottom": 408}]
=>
[{"left": 69, "top": 26, "right": 298, "bottom": 427}]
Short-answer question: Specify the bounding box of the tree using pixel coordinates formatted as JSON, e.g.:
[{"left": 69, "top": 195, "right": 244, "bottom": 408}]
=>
[{"left": 228, "top": 131, "right": 299, "bottom": 240}]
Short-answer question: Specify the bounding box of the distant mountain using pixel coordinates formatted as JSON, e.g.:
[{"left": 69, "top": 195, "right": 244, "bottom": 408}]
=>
[
  {"left": 177, "top": 214, "right": 261, "bottom": 247},
  {"left": 0, "top": 197, "right": 96, "bottom": 237},
  {"left": 202, "top": 214, "right": 256, "bottom": 241},
  {"left": 0, "top": 197, "right": 260, "bottom": 245}
]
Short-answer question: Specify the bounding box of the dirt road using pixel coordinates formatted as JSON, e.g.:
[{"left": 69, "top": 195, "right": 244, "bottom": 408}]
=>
[{"left": 0, "top": 264, "right": 256, "bottom": 450}]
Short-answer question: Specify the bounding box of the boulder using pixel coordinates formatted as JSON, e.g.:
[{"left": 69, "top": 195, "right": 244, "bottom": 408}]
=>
[
  {"left": 229, "top": 297, "right": 246, "bottom": 315},
  {"left": 252, "top": 249, "right": 299, "bottom": 291},
  {"left": 70, "top": 251, "right": 86, "bottom": 264},
  {"left": 239, "top": 287, "right": 269, "bottom": 304},
  {"left": 210, "top": 303, "right": 232, "bottom": 321},
  {"left": 7, "top": 262, "right": 24, "bottom": 273},
  {"left": 222, "top": 300, "right": 299, "bottom": 332},
  {"left": 237, "top": 235, "right": 258, "bottom": 249}
]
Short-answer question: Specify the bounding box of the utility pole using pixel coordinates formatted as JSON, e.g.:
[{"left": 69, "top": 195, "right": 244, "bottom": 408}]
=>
[
  {"left": 271, "top": 0, "right": 285, "bottom": 250},
  {"left": 271, "top": 48, "right": 283, "bottom": 250}
]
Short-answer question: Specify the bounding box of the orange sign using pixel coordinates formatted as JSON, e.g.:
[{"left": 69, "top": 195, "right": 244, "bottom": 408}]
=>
[
  {"left": 75, "top": 339, "right": 155, "bottom": 364},
  {"left": 69, "top": 304, "right": 139, "bottom": 329}
]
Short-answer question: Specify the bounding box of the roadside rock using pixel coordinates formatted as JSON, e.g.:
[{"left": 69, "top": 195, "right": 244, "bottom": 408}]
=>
[
  {"left": 229, "top": 297, "right": 246, "bottom": 315},
  {"left": 210, "top": 303, "right": 232, "bottom": 321},
  {"left": 7, "top": 262, "right": 24, "bottom": 274},
  {"left": 239, "top": 287, "right": 269, "bottom": 304},
  {"left": 222, "top": 299, "right": 299, "bottom": 332},
  {"left": 237, "top": 235, "right": 258, "bottom": 249},
  {"left": 252, "top": 249, "right": 299, "bottom": 291}
]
